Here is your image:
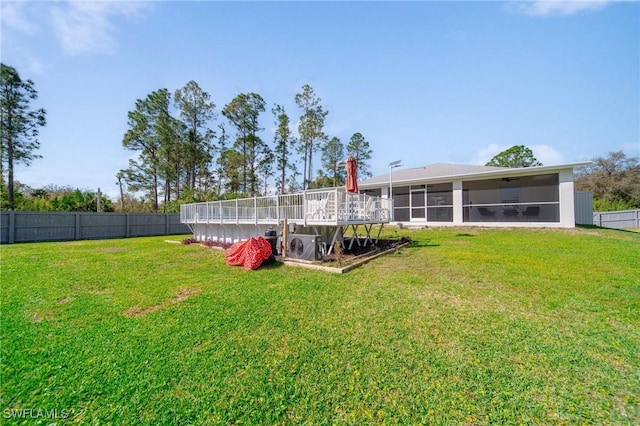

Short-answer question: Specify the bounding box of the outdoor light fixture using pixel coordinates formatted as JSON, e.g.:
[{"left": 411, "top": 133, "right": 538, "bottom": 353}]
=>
[{"left": 388, "top": 160, "right": 402, "bottom": 221}]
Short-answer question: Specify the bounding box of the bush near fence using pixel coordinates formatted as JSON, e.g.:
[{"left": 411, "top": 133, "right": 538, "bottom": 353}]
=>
[{"left": 0, "top": 212, "right": 190, "bottom": 244}]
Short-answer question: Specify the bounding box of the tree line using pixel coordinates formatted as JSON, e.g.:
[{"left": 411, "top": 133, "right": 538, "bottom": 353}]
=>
[
  {"left": 0, "top": 63, "right": 374, "bottom": 212},
  {"left": 117, "top": 81, "right": 373, "bottom": 212},
  {"left": 575, "top": 151, "right": 640, "bottom": 212},
  {"left": 1, "top": 62, "right": 638, "bottom": 213}
]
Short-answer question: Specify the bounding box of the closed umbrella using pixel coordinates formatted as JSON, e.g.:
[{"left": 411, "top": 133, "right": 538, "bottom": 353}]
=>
[
  {"left": 345, "top": 156, "right": 359, "bottom": 220},
  {"left": 346, "top": 156, "right": 358, "bottom": 193}
]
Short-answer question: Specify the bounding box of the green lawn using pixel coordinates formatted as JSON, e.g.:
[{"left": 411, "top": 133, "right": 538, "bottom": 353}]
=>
[{"left": 1, "top": 227, "right": 639, "bottom": 424}]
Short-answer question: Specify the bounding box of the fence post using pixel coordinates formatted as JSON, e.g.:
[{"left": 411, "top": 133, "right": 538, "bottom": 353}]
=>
[
  {"left": 8, "top": 211, "right": 15, "bottom": 244},
  {"left": 75, "top": 212, "right": 80, "bottom": 240},
  {"left": 126, "top": 213, "right": 130, "bottom": 238},
  {"left": 165, "top": 213, "right": 170, "bottom": 235}
]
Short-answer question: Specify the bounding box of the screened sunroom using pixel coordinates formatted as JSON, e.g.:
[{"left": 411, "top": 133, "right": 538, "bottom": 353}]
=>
[
  {"left": 462, "top": 173, "right": 559, "bottom": 223},
  {"left": 358, "top": 162, "right": 590, "bottom": 228}
]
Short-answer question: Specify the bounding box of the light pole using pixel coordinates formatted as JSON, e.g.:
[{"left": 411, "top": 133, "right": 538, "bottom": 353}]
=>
[{"left": 388, "top": 160, "right": 402, "bottom": 221}]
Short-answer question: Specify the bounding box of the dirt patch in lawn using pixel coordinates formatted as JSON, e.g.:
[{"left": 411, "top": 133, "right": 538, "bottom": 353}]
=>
[
  {"left": 96, "top": 247, "right": 127, "bottom": 253},
  {"left": 87, "top": 288, "right": 113, "bottom": 295},
  {"left": 29, "top": 310, "right": 54, "bottom": 323},
  {"left": 319, "top": 237, "right": 413, "bottom": 266},
  {"left": 123, "top": 288, "right": 200, "bottom": 318}
]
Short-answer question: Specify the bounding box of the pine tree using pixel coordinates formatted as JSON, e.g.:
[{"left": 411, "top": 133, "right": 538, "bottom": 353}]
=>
[
  {"left": 174, "top": 81, "right": 216, "bottom": 196},
  {"left": 122, "top": 89, "right": 181, "bottom": 211},
  {"left": 272, "top": 104, "right": 296, "bottom": 194},
  {"left": 0, "top": 63, "right": 46, "bottom": 209},
  {"left": 222, "top": 93, "right": 267, "bottom": 196},
  {"left": 346, "top": 132, "right": 373, "bottom": 178},
  {"left": 295, "top": 85, "right": 328, "bottom": 189},
  {"left": 322, "top": 136, "right": 346, "bottom": 187}
]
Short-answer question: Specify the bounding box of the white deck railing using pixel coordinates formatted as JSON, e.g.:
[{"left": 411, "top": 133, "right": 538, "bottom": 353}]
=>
[{"left": 180, "top": 188, "right": 392, "bottom": 226}]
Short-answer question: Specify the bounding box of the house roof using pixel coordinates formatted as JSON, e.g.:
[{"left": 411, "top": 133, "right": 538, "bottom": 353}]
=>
[{"left": 359, "top": 161, "right": 591, "bottom": 188}]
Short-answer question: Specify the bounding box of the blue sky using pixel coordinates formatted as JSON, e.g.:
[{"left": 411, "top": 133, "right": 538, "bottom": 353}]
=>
[{"left": 2, "top": 0, "right": 638, "bottom": 199}]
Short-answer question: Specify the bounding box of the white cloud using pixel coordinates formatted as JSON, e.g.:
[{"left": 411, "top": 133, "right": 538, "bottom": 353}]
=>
[
  {"left": 7, "top": 47, "right": 47, "bottom": 76},
  {"left": 507, "top": 0, "right": 615, "bottom": 17},
  {"left": 530, "top": 144, "right": 565, "bottom": 165},
  {"left": 469, "top": 143, "right": 510, "bottom": 165},
  {"left": 1, "top": 1, "right": 40, "bottom": 35},
  {"left": 49, "top": 1, "right": 152, "bottom": 55}
]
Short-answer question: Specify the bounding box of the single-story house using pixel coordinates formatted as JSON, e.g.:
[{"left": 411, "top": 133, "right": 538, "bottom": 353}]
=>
[{"left": 358, "top": 162, "right": 592, "bottom": 228}]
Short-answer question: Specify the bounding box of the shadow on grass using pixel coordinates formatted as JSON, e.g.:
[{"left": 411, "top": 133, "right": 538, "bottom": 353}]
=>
[
  {"left": 455, "top": 233, "right": 475, "bottom": 237},
  {"left": 407, "top": 240, "right": 440, "bottom": 248},
  {"left": 260, "top": 258, "right": 285, "bottom": 270},
  {"left": 578, "top": 224, "right": 639, "bottom": 234}
]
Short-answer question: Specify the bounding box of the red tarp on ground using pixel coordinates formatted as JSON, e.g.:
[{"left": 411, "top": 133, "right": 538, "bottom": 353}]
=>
[{"left": 225, "top": 237, "right": 273, "bottom": 270}]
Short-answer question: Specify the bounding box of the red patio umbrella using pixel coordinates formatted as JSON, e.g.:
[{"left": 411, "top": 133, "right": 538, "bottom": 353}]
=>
[{"left": 346, "top": 156, "right": 358, "bottom": 193}]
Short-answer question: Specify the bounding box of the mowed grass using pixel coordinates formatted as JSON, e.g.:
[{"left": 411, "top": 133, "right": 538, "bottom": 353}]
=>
[{"left": 1, "top": 227, "right": 639, "bottom": 424}]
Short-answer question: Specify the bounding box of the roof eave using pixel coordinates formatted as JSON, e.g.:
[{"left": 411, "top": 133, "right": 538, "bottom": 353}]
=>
[{"left": 359, "top": 161, "right": 592, "bottom": 189}]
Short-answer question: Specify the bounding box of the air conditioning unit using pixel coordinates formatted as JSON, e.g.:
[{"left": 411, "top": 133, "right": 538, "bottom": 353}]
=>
[{"left": 288, "top": 234, "right": 322, "bottom": 261}]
